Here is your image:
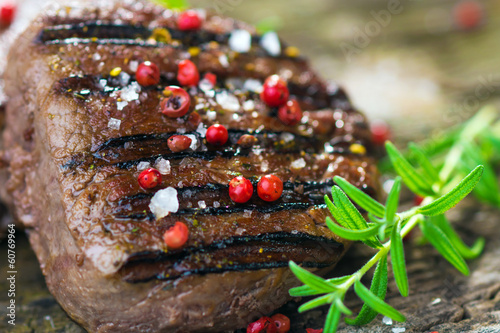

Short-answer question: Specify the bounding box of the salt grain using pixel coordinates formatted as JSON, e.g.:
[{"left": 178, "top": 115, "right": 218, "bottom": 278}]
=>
[
  {"left": 196, "top": 123, "right": 207, "bottom": 138},
  {"left": 198, "top": 200, "right": 207, "bottom": 209},
  {"left": 185, "top": 134, "right": 198, "bottom": 150},
  {"left": 129, "top": 60, "right": 139, "bottom": 72},
  {"left": 137, "top": 161, "right": 151, "bottom": 171},
  {"left": 261, "top": 160, "right": 269, "bottom": 172},
  {"left": 213, "top": 201, "right": 221, "bottom": 208},
  {"left": 92, "top": 53, "right": 101, "bottom": 61},
  {"left": 216, "top": 91, "right": 240, "bottom": 111},
  {"left": 119, "top": 72, "right": 131, "bottom": 86},
  {"left": 155, "top": 158, "right": 171, "bottom": 175},
  {"left": 243, "top": 210, "right": 253, "bottom": 218},
  {"left": 117, "top": 101, "right": 128, "bottom": 111},
  {"left": 392, "top": 328, "right": 405, "bottom": 333},
  {"left": 324, "top": 142, "right": 334, "bottom": 153},
  {"left": 229, "top": 29, "right": 252, "bottom": 53},
  {"left": 260, "top": 31, "right": 281, "bottom": 56},
  {"left": 243, "top": 100, "right": 255, "bottom": 111},
  {"left": 219, "top": 54, "right": 230, "bottom": 68},
  {"left": 430, "top": 298, "right": 442, "bottom": 305},
  {"left": 120, "top": 82, "right": 141, "bottom": 102},
  {"left": 199, "top": 78, "right": 214, "bottom": 92},
  {"left": 243, "top": 79, "right": 263, "bottom": 93},
  {"left": 108, "top": 118, "right": 121, "bottom": 130},
  {"left": 382, "top": 316, "right": 393, "bottom": 325},
  {"left": 291, "top": 158, "right": 306, "bottom": 169},
  {"left": 149, "top": 187, "right": 179, "bottom": 219},
  {"left": 280, "top": 132, "right": 294, "bottom": 143},
  {"left": 207, "top": 110, "right": 217, "bottom": 120}
]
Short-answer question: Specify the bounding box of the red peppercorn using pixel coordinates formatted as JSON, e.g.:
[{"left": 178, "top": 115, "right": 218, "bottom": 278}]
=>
[
  {"left": 177, "top": 59, "right": 200, "bottom": 87},
  {"left": 168, "top": 135, "right": 192, "bottom": 153},
  {"left": 247, "top": 316, "right": 277, "bottom": 333},
  {"left": 257, "top": 175, "right": 283, "bottom": 202},
  {"left": 260, "top": 75, "right": 289, "bottom": 107},
  {"left": 229, "top": 176, "right": 253, "bottom": 204},
  {"left": 161, "top": 86, "right": 191, "bottom": 118},
  {"left": 0, "top": 2, "right": 16, "bottom": 27},
  {"left": 203, "top": 72, "right": 217, "bottom": 86},
  {"left": 206, "top": 124, "right": 228, "bottom": 146},
  {"left": 177, "top": 10, "right": 202, "bottom": 31},
  {"left": 305, "top": 329, "right": 323, "bottom": 333},
  {"left": 163, "top": 222, "right": 189, "bottom": 250},
  {"left": 278, "top": 100, "right": 302, "bottom": 126},
  {"left": 453, "top": 1, "right": 483, "bottom": 30},
  {"left": 414, "top": 195, "right": 424, "bottom": 206},
  {"left": 270, "top": 314, "right": 290, "bottom": 333},
  {"left": 138, "top": 168, "right": 162, "bottom": 189},
  {"left": 136, "top": 61, "right": 160, "bottom": 87},
  {"left": 371, "top": 120, "right": 391, "bottom": 146}
]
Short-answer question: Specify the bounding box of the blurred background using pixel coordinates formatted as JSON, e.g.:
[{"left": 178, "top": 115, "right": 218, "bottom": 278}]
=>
[
  {"left": 1, "top": 0, "right": 500, "bottom": 331},
  {"left": 190, "top": 0, "right": 500, "bottom": 140}
]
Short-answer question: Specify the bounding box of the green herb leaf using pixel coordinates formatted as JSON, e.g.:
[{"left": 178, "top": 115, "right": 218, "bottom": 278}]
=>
[
  {"left": 334, "top": 176, "right": 386, "bottom": 218},
  {"left": 326, "top": 217, "right": 379, "bottom": 241},
  {"left": 331, "top": 186, "right": 382, "bottom": 248},
  {"left": 152, "top": 0, "right": 189, "bottom": 9},
  {"left": 391, "top": 220, "right": 409, "bottom": 297},
  {"left": 385, "top": 142, "right": 435, "bottom": 197},
  {"left": 418, "top": 165, "right": 484, "bottom": 216},
  {"left": 324, "top": 303, "right": 341, "bottom": 333},
  {"left": 289, "top": 262, "right": 337, "bottom": 293},
  {"left": 354, "top": 280, "right": 406, "bottom": 322},
  {"left": 430, "top": 215, "right": 485, "bottom": 260},
  {"left": 335, "top": 298, "right": 353, "bottom": 316},
  {"left": 290, "top": 276, "right": 350, "bottom": 297},
  {"left": 385, "top": 177, "right": 401, "bottom": 225},
  {"left": 420, "top": 218, "right": 470, "bottom": 275},
  {"left": 409, "top": 143, "right": 440, "bottom": 184},
  {"left": 298, "top": 294, "right": 332, "bottom": 313},
  {"left": 345, "top": 255, "right": 388, "bottom": 326}
]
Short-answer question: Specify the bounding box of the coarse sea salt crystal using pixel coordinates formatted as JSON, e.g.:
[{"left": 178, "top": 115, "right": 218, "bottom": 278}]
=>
[
  {"left": 260, "top": 31, "right": 281, "bottom": 56},
  {"left": 199, "top": 78, "right": 214, "bottom": 92},
  {"left": 207, "top": 110, "right": 217, "bottom": 120},
  {"left": 185, "top": 134, "right": 198, "bottom": 150},
  {"left": 216, "top": 91, "right": 240, "bottom": 111},
  {"left": 229, "top": 29, "right": 252, "bottom": 53},
  {"left": 213, "top": 201, "right": 221, "bottom": 208},
  {"left": 119, "top": 72, "right": 131, "bottom": 86},
  {"left": 219, "top": 54, "right": 230, "bottom": 68},
  {"left": 196, "top": 123, "right": 207, "bottom": 138},
  {"left": 291, "top": 158, "right": 306, "bottom": 169},
  {"left": 155, "top": 158, "right": 171, "bottom": 175},
  {"left": 198, "top": 200, "right": 207, "bottom": 209},
  {"left": 382, "top": 316, "right": 393, "bottom": 325},
  {"left": 121, "top": 82, "right": 141, "bottom": 102},
  {"left": 92, "top": 53, "right": 102, "bottom": 61},
  {"left": 137, "top": 161, "right": 151, "bottom": 171},
  {"left": 392, "top": 328, "right": 405, "bottom": 333},
  {"left": 261, "top": 160, "right": 269, "bottom": 172},
  {"left": 117, "top": 101, "right": 128, "bottom": 111},
  {"left": 129, "top": 60, "right": 139, "bottom": 72},
  {"left": 149, "top": 187, "right": 179, "bottom": 219},
  {"left": 281, "top": 132, "right": 294, "bottom": 143},
  {"left": 98, "top": 79, "right": 108, "bottom": 89},
  {"left": 108, "top": 118, "right": 121, "bottom": 130},
  {"left": 243, "top": 79, "right": 263, "bottom": 93},
  {"left": 243, "top": 100, "right": 255, "bottom": 111},
  {"left": 243, "top": 210, "right": 253, "bottom": 218},
  {"left": 324, "top": 142, "right": 334, "bottom": 153}
]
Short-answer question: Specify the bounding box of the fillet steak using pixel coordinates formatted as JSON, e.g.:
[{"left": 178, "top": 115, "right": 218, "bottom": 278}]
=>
[{"left": 0, "top": 0, "right": 379, "bottom": 331}]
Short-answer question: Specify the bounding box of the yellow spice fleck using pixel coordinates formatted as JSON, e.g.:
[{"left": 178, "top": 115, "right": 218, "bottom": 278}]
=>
[
  {"left": 285, "top": 46, "right": 300, "bottom": 58},
  {"left": 150, "top": 27, "right": 172, "bottom": 44},
  {"left": 349, "top": 143, "right": 367, "bottom": 155},
  {"left": 188, "top": 46, "right": 201, "bottom": 57},
  {"left": 259, "top": 248, "right": 264, "bottom": 254},
  {"left": 110, "top": 67, "right": 122, "bottom": 77}
]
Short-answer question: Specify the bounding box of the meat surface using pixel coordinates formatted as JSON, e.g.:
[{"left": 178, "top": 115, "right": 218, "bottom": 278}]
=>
[{"left": 0, "top": 0, "right": 379, "bottom": 332}]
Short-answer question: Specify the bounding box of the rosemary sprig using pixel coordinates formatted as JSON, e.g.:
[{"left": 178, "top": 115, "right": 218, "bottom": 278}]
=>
[{"left": 288, "top": 105, "right": 500, "bottom": 332}]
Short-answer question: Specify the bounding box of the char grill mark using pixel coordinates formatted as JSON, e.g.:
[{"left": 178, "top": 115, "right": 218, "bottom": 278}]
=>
[
  {"left": 120, "top": 232, "right": 343, "bottom": 282},
  {"left": 38, "top": 21, "right": 294, "bottom": 59},
  {"left": 55, "top": 72, "right": 349, "bottom": 111}
]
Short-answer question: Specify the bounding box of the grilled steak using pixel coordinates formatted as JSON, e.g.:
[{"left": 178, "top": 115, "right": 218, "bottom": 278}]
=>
[{"left": 0, "top": 0, "right": 379, "bottom": 332}]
